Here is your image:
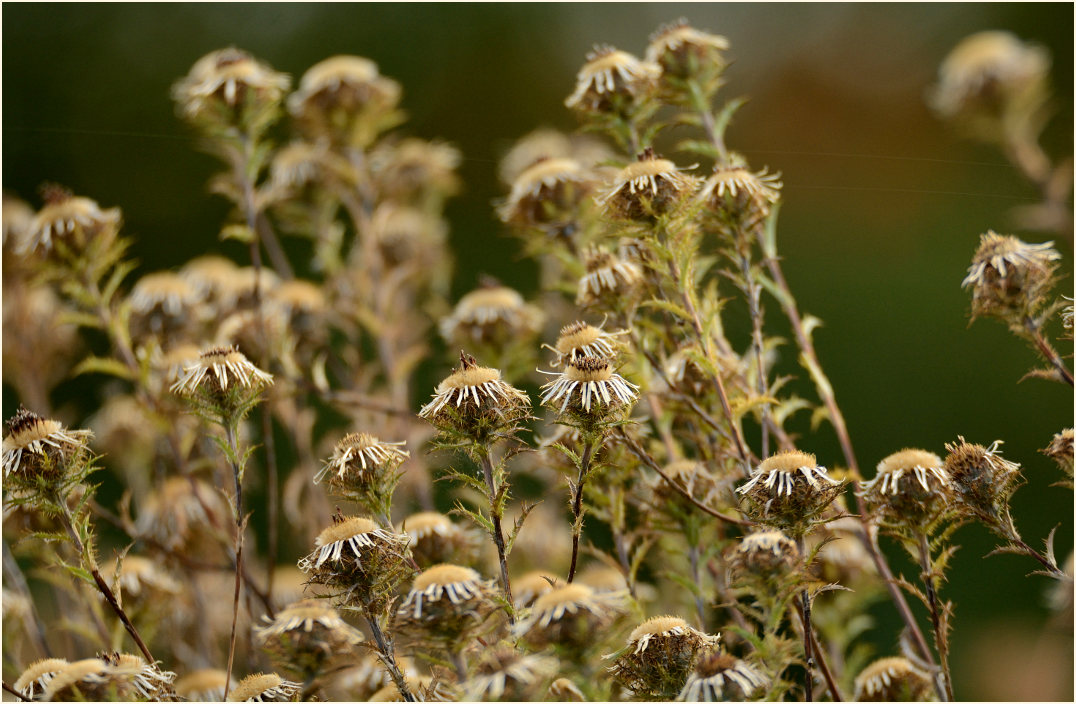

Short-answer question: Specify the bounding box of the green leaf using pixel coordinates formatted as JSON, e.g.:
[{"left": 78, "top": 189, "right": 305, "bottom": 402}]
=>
[
  {"left": 220, "top": 224, "right": 254, "bottom": 244},
  {"left": 639, "top": 298, "right": 692, "bottom": 322},
  {"left": 72, "top": 355, "right": 134, "bottom": 381},
  {"left": 713, "top": 97, "right": 748, "bottom": 143},
  {"left": 63, "top": 563, "right": 95, "bottom": 585}
]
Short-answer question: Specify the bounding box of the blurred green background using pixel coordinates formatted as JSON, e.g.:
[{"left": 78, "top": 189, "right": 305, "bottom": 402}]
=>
[{"left": 3, "top": 3, "right": 1072, "bottom": 700}]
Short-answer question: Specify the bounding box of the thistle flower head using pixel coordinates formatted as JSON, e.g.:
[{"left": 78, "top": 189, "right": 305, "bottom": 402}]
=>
[
  {"left": 2, "top": 407, "right": 93, "bottom": 489},
  {"left": 129, "top": 271, "right": 201, "bottom": 318},
  {"left": 929, "top": 31, "right": 1049, "bottom": 126},
  {"left": 226, "top": 672, "right": 302, "bottom": 702},
  {"left": 289, "top": 55, "right": 402, "bottom": 146},
  {"left": 539, "top": 355, "right": 639, "bottom": 430},
  {"left": 961, "top": 231, "right": 1060, "bottom": 321},
  {"left": 736, "top": 451, "right": 846, "bottom": 535},
  {"left": 852, "top": 656, "right": 934, "bottom": 702},
  {"left": 698, "top": 161, "right": 782, "bottom": 230},
  {"left": 367, "top": 204, "right": 448, "bottom": 267},
  {"left": 323, "top": 654, "right": 419, "bottom": 701},
  {"left": 98, "top": 652, "right": 177, "bottom": 701},
  {"left": 3, "top": 192, "right": 35, "bottom": 253},
  {"left": 645, "top": 20, "right": 729, "bottom": 81},
  {"left": 398, "top": 512, "right": 484, "bottom": 569},
  {"left": 806, "top": 516, "right": 877, "bottom": 586},
  {"left": 172, "top": 48, "right": 290, "bottom": 128},
  {"left": 314, "top": 432, "right": 409, "bottom": 502},
  {"left": 135, "top": 476, "right": 230, "bottom": 558},
  {"left": 372, "top": 138, "right": 461, "bottom": 202},
  {"left": 396, "top": 563, "right": 498, "bottom": 643},
  {"left": 179, "top": 255, "right": 240, "bottom": 303},
  {"left": 298, "top": 514, "right": 414, "bottom": 609},
  {"left": 547, "top": 320, "right": 628, "bottom": 368},
  {"left": 729, "top": 529, "right": 800, "bottom": 581},
  {"left": 1043, "top": 428, "right": 1074, "bottom": 479},
  {"left": 576, "top": 245, "right": 643, "bottom": 307},
  {"left": 13, "top": 658, "right": 68, "bottom": 700},
  {"left": 513, "top": 582, "right": 628, "bottom": 653},
  {"left": 439, "top": 285, "right": 545, "bottom": 345},
  {"left": 596, "top": 149, "right": 701, "bottom": 221},
  {"left": 170, "top": 345, "right": 273, "bottom": 422},
  {"left": 944, "top": 437, "right": 1023, "bottom": 535},
  {"left": 254, "top": 599, "right": 364, "bottom": 679},
  {"left": 175, "top": 669, "right": 231, "bottom": 702},
  {"left": 25, "top": 185, "right": 121, "bottom": 254},
  {"left": 565, "top": 45, "right": 659, "bottom": 114},
  {"left": 861, "top": 449, "right": 952, "bottom": 533},
  {"left": 418, "top": 352, "right": 530, "bottom": 441},
  {"left": 679, "top": 650, "right": 768, "bottom": 702},
  {"left": 465, "top": 642, "right": 558, "bottom": 701},
  {"left": 607, "top": 616, "right": 721, "bottom": 699},
  {"left": 42, "top": 654, "right": 175, "bottom": 702},
  {"left": 498, "top": 157, "right": 595, "bottom": 230}
]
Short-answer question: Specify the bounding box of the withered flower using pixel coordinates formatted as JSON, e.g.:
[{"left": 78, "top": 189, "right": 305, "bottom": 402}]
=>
[
  {"left": 861, "top": 449, "right": 952, "bottom": 533},
  {"left": 736, "top": 450, "right": 846, "bottom": 536},
  {"left": 607, "top": 615, "right": 720, "bottom": 699},
  {"left": 2, "top": 407, "right": 93, "bottom": 490},
  {"left": 418, "top": 352, "right": 530, "bottom": 441},
  {"left": 396, "top": 563, "right": 499, "bottom": 644},
  {"left": 565, "top": 45, "right": 659, "bottom": 115},
  {"left": 539, "top": 356, "right": 639, "bottom": 430},
  {"left": 962, "top": 230, "right": 1060, "bottom": 321},
  {"left": 225, "top": 672, "right": 302, "bottom": 702},
  {"left": 679, "top": 650, "right": 768, "bottom": 702},
  {"left": 596, "top": 150, "right": 701, "bottom": 221},
  {"left": 576, "top": 246, "right": 643, "bottom": 307},
  {"left": 254, "top": 599, "right": 364, "bottom": 679},
  {"left": 545, "top": 320, "right": 627, "bottom": 368},
  {"left": 729, "top": 530, "right": 800, "bottom": 581},
  {"left": 853, "top": 656, "right": 935, "bottom": 702}
]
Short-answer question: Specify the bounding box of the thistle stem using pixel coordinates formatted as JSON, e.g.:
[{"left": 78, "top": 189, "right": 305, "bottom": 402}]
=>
[
  {"left": 687, "top": 543, "right": 707, "bottom": 629},
  {"left": 222, "top": 423, "right": 246, "bottom": 702},
  {"left": 365, "top": 615, "right": 416, "bottom": 702},
  {"left": 1024, "top": 316, "right": 1073, "bottom": 386},
  {"left": 476, "top": 449, "right": 515, "bottom": 620},
  {"left": 793, "top": 592, "right": 843, "bottom": 701},
  {"left": 2, "top": 681, "right": 31, "bottom": 702},
  {"left": 917, "top": 533, "right": 954, "bottom": 702},
  {"left": 1009, "top": 535, "right": 1065, "bottom": 577},
  {"left": 567, "top": 439, "right": 596, "bottom": 584}
]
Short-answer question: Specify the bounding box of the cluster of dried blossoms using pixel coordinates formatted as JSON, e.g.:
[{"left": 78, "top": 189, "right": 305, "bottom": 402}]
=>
[{"left": 2, "top": 18, "right": 1071, "bottom": 704}]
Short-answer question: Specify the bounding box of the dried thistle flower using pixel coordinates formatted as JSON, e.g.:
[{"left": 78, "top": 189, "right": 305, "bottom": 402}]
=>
[
  {"left": 852, "top": 656, "right": 935, "bottom": 702},
  {"left": 860, "top": 449, "right": 952, "bottom": 533},
  {"left": 565, "top": 45, "right": 660, "bottom": 115},
  {"left": 314, "top": 432, "right": 409, "bottom": 516},
  {"left": 576, "top": 565, "right": 632, "bottom": 595},
  {"left": 104, "top": 555, "right": 183, "bottom": 601},
  {"left": 728, "top": 529, "right": 800, "bottom": 581},
  {"left": 170, "top": 345, "right": 273, "bottom": 422},
  {"left": 288, "top": 55, "right": 402, "bottom": 146},
  {"left": 99, "top": 652, "right": 177, "bottom": 701},
  {"left": 254, "top": 598, "right": 365, "bottom": 679},
  {"left": 369, "top": 675, "right": 455, "bottom": 702},
  {"left": 439, "top": 285, "right": 545, "bottom": 345},
  {"left": 135, "top": 476, "right": 230, "bottom": 558},
  {"left": 539, "top": 356, "right": 639, "bottom": 430},
  {"left": 513, "top": 582, "right": 628, "bottom": 653},
  {"left": 545, "top": 320, "right": 628, "bottom": 368},
  {"left": 42, "top": 654, "right": 176, "bottom": 702},
  {"left": 179, "top": 254, "right": 241, "bottom": 303},
  {"left": 607, "top": 615, "right": 721, "bottom": 699},
  {"left": 943, "top": 437, "right": 1023, "bottom": 536},
  {"left": 3, "top": 192, "right": 35, "bottom": 252},
  {"left": 418, "top": 352, "right": 530, "bottom": 441},
  {"left": 596, "top": 149, "right": 701, "bottom": 221},
  {"left": 465, "top": 642, "right": 558, "bottom": 701},
  {"left": 929, "top": 31, "right": 1050, "bottom": 131},
  {"left": 396, "top": 563, "right": 499, "bottom": 644},
  {"left": 678, "top": 650, "right": 768, "bottom": 702},
  {"left": 174, "top": 669, "right": 231, "bottom": 702},
  {"left": 498, "top": 156, "right": 595, "bottom": 231},
  {"left": 25, "top": 185, "right": 121, "bottom": 255},
  {"left": 736, "top": 450, "right": 846, "bottom": 536},
  {"left": 172, "top": 48, "right": 290, "bottom": 130},
  {"left": 576, "top": 245, "right": 644, "bottom": 307},
  {"left": 225, "top": 672, "right": 302, "bottom": 702},
  {"left": 2, "top": 407, "right": 93, "bottom": 490},
  {"left": 961, "top": 230, "right": 1060, "bottom": 321},
  {"left": 129, "top": 271, "right": 201, "bottom": 318},
  {"left": 398, "top": 511, "right": 484, "bottom": 568},
  {"left": 13, "top": 657, "right": 68, "bottom": 700},
  {"left": 298, "top": 515, "right": 414, "bottom": 609},
  {"left": 698, "top": 161, "right": 782, "bottom": 230},
  {"left": 372, "top": 138, "right": 461, "bottom": 202},
  {"left": 645, "top": 20, "right": 729, "bottom": 82},
  {"left": 367, "top": 204, "right": 448, "bottom": 267},
  {"left": 806, "top": 516, "right": 877, "bottom": 586},
  {"left": 1043, "top": 428, "right": 1074, "bottom": 480}
]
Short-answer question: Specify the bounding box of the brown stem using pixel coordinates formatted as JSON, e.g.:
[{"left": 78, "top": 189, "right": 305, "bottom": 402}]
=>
[
  {"left": 1025, "top": 316, "right": 1073, "bottom": 386},
  {"left": 567, "top": 439, "right": 596, "bottom": 583},
  {"left": 477, "top": 450, "right": 514, "bottom": 620},
  {"left": 261, "top": 405, "right": 279, "bottom": 605},
  {"left": 366, "top": 614, "right": 416, "bottom": 702},
  {"left": 918, "top": 533, "right": 954, "bottom": 702},
  {"left": 793, "top": 593, "right": 843, "bottom": 702},
  {"left": 1010, "top": 535, "right": 1066, "bottom": 577},
  {"left": 222, "top": 423, "right": 246, "bottom": 701},
  {"left": 2, "top": 681, "right": 31, "bottom": 702}
]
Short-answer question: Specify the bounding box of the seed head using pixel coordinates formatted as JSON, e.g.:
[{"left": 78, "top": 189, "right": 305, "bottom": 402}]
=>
[
  {"left": 170, "top": 345, "right": 273, "bottom": 421},
  {"left": 736, "top": 451, "right": 846, "bottom": 535},
  {"left": 179, "top": 255, "right": 241, "bottom": 304},
  {"left": 944, "top": 437, "right": 1023, "bottom": 536},
  {"left": 576, "top": 246, "right": 643, "bottom": 307},
  {"left": 172, "top": 48, "right": 290, "bottom": 127},
  {"left": 25, "top": 186, "right": 121, "bottom": 255},
  {"left": 1043, "top": 428, "right": 1074, "bottom": 480},
  {"left": 135, "top": 476, "right": 231, "bottom": 559},
  {"left": 962, "top": 231, "right": 1060, "bottom": 321},
  {"left": 679, "top": 650, "right": 768, "bottom": 702},
  {"left": 396, "top": 563, "right": 498, "bottom": 644},
  {"left": 607, "top": 616, "right": 721, "bottom": 699},
  {"left": 298, "top": 515, "right": 414, "bottom": 609},
  {"left": 565, "top": 45, "right": 660, "bottom": 115},
  {"left": 539, "top": 356, "right": 639, "bottom": 430},
  {"left": 513, "top": 582, "right": 628, "bottom": 654},
  {"left": 315, "top": 432, "right": 409, "bottom": 501},
  {"left": 226, "top": 672, "right": 302, "bottom": 702},
  {"left": 42, "top": 654, "right": 175, "bottom": 702},
  {"left": 698, "top": 162, "right": 782, "bottom": 230},
  {"left": 499, "top": 157, "right": 596, "bottom": 231},
  {"left": 372, "top": 138, "right": 461, "bottom": 202},
  {"left": 2, "top": 407, "right": 93, "bottom": 489},
  {"left": 547, "top": 320, "right": 627, "bottom": 368},
  {"left": 512, "top": 570, "right": 559, "bottom": 608},
  {"left": 596, "top": 149, "right": 701, "bottom": 221},
  {"left": 440, "top": 285, "right": 545, "bottom": 345},
  {"left": 418, "top": 352, "right": 530, "bottom": 440},
  {"left": 254, "top": 599, "right": 364, "bottom": 679},
  {"left": 729, "top": 530, "right": 800, "bottom": 581},
  {"left": 853, "top": 656, "right": 934, "bottom": 702},
  {"left": 289, "top": 55, "right": 402, "bottom": 146},
  {"left": 397, "top": 512, "right": 484, "bottom": 569},
  {"left": 860, "top": 449, "right": 952, "bottom": 533},
  {"left": 806, "top": 516, "right": 877, "bottom": 586}
]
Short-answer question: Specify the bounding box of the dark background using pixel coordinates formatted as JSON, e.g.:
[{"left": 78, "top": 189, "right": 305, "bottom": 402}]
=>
[{"left": 3, "top": 3, "right": 1073, "bottom": 699}]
